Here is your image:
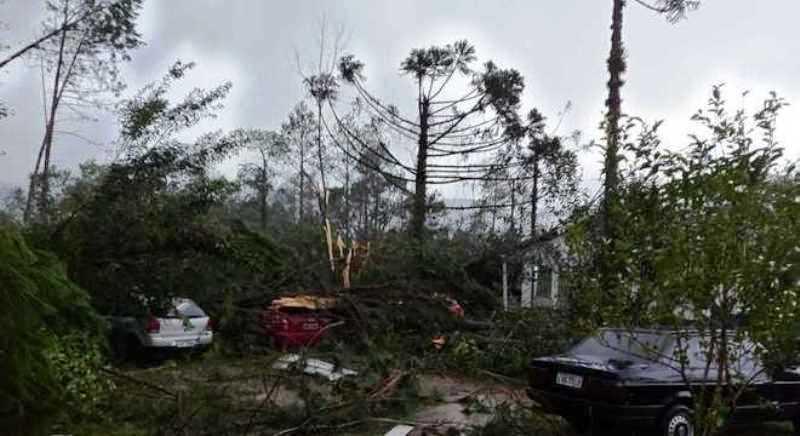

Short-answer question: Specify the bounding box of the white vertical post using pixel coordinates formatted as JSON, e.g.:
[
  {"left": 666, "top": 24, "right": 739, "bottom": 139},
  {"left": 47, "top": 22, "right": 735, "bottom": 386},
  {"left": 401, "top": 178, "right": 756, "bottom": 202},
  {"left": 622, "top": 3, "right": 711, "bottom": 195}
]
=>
[
  {"left": 521, "top": 263, "right": 532, "bottom": 308},
  {"left": 552, "top": 268, "right": 559, "bottom": 305},
  {"left": 502, "top": 261, "right": 508, "bottom": 311}
]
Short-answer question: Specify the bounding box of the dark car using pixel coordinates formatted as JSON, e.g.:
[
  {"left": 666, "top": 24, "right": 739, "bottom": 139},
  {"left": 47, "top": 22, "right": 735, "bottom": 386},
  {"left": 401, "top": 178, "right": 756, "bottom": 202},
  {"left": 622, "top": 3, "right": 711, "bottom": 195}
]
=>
[{"left": 527, "top": 328, "right": 800, "bottom": 435}]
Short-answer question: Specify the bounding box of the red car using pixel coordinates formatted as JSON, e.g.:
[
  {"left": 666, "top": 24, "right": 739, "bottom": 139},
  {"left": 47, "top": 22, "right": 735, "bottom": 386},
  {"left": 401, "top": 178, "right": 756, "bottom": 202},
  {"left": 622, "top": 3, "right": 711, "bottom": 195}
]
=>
[{"left": 260, "top": 296, "right": 336, "bottom": 349}]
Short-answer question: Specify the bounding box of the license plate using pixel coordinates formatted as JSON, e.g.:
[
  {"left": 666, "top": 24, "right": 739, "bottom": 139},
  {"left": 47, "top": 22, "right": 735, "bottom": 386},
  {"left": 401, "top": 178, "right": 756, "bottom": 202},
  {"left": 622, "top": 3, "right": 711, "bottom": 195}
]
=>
[
  {"left": 173, "top": 340, "right": 197, "bottom": 348},
  {"left": 302, "top": 322, "right": 319, "bottom": 330},
  {"left": 556, "top": 372, "right": 583, "bottom": 389}
]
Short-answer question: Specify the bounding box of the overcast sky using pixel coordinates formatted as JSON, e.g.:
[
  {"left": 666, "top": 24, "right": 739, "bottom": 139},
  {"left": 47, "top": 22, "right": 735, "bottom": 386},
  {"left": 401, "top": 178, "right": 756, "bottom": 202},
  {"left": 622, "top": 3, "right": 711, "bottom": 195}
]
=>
[{"left": 1, "top": 0, "right": 799, "bottom": 197}]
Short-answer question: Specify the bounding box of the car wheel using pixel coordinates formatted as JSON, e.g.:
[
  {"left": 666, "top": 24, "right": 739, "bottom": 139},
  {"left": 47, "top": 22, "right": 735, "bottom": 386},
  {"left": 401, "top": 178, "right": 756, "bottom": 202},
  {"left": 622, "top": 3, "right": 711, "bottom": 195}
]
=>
[{"left": 661, "top": 405, "right": 694, "bottom": 436}]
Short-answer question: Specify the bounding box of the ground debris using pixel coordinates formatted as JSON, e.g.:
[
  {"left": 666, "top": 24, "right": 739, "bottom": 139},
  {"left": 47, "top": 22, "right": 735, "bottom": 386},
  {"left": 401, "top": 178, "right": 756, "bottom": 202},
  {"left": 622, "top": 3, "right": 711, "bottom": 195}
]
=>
[{"left": 273, "top": 353, "right": 358, "bottom": 381}]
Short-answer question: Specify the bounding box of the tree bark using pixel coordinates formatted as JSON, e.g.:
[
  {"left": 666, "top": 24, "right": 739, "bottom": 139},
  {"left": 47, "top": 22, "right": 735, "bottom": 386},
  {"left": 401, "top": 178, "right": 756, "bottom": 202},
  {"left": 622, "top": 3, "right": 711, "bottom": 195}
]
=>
[
  {"left": 410, "top": 97, "right": 430, "bottom": 240},
  {"left": 530, "top": 156, "right": 540, "bottom": 239},
  {"left": 316, "top": 99, "right": 328, "bottom": 226},
  {"left": 344, "top": 139, "right": 351, "bottom": 239},
  {"left": 23, "top": 140, "right": 46, "bottom": 223},
  {"left": 371, "top": 187, "right": 380, "bottom": 239},
  {"left": 0, "top": 27, "right": 65, "bottom": 70},
  {"left": 299, "top": 132, "right": 305, "bottom": 223},
  {"left": 260, "top": 150, "right": 268, "bottom": 232},
  {"left": 509, "top": 179, "right": 517, "bottom": 235},
  {"left": 34, "top": 2, "right": 70, "bottom": 224},
  {"left": 0, "top": 3, "right": 97, "bottom": 70},
  {"left": 603, "top": 0, "right": 626, "bottom": 239}
]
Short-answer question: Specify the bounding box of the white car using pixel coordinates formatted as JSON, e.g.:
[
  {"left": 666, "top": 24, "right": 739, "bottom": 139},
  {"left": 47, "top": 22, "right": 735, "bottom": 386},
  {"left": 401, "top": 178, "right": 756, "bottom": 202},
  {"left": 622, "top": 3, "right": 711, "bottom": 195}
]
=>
[{"left": 110, "top": 298, "right": 213, "bottom": 360}]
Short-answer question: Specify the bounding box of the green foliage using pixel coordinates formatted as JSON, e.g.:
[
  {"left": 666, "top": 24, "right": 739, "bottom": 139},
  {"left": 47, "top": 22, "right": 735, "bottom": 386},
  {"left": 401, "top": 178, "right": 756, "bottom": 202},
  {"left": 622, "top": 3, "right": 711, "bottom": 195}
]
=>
[
  {"left": 356, "top": 232, "right": 498, "bottom": 314},
  {"left": 568, "top": 86, "right": 799, "bottom": 435},
  {"left": 47, "top": 64, "right": 286, "bottom": 319},
  {"left": 400, "top": 39, "right": 476, "bottom": 79},
  {"left": 44, "top": 333, "right": 116, "bottom": 421},
  {"left": 338, "top": 40, "right": 527, "bottom": 240},
  {"left": 40, "top": 0, "right": 144, "bottom": 94},
  {"left": 0, "top": 225, "right": 105, "bottom": 434},
  {"left": 651, "top": 0, "right": 702, "bottom": 23},
  {"left": 444, "top": 308, "right": 575, "bottom": 377},
  {"left": 118, "top": 60, "right": 232, "bottom": 153}
]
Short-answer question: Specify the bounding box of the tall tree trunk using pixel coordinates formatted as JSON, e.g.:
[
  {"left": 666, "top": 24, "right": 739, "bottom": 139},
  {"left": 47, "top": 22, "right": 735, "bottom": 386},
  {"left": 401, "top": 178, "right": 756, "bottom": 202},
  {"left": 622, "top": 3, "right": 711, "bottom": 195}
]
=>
[
  {"left": 490, "top": 190, "right": 498, "bottom": 234},
  {"left": 529, "top": 155, "right": 540, "bottom": 299},
  {"left": 39, "top": 121, "right": 56, "bottom": 223},
  {"left": 371, "top": 189, "right": 379, "bottom": 240},
  {"left": 260, "top": 151, "right": 268, "bottom": 232},
  {"left": 361, "top": 186, "right": 367, "bottom": 239},
  {"left": 299, "top": 134, "right": 305, "bottom": 223},
  {"left": 509, "top": 179, "right": 517, "bottom": 235},
  {"left": 23, "top": 140, "right": 46, "bottom": 223},
  {"left": 598, "top": 0, "right": 627, "bottom": 310},
  {"left": 316, "top": 99, "right": 328, "bottom": 226},
  {"left": 603, "top": 0, "right": 626, "bottom": 239},
  {"left": 410, "top": 97, "right": 430, "bottom": 240},
  {"left": 344, "top": 140, "right": 351, "bottom": 239},
  {"left": 530, "top": 156, "right": 540, "bottom": 239},
  {"left": 35, "top": 4, "right": 69, "bottom": 224}
]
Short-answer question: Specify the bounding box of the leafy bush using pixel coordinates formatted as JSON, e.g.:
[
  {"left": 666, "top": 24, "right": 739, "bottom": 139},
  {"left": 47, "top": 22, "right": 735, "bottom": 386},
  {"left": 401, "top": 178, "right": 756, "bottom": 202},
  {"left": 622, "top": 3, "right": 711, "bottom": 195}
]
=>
[
  {"left": 444, "top": 308, "right": 576, "bottom": 378},
  {"left": 44, "top": 333, "right": 116, "bottom": 421},
  {"left": 0, "top": 225, "right": 106, "bottom": 435},
  {"left": 567, "top": 87, "right": 800, "bottom": 436}
]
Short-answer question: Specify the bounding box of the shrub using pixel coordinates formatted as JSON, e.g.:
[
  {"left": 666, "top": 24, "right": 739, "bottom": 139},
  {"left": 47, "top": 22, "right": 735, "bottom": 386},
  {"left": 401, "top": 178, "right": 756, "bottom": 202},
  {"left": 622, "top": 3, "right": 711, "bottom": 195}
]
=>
[{"left": 0, "top": 225, "right": 106, "bottom": 435}]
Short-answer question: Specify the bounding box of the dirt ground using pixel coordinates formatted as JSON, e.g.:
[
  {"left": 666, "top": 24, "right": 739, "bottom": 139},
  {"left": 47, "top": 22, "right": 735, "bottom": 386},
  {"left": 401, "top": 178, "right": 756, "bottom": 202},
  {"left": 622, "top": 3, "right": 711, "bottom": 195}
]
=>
[{"left": 105, "top": 354, "right": 795, "bottom": 436}]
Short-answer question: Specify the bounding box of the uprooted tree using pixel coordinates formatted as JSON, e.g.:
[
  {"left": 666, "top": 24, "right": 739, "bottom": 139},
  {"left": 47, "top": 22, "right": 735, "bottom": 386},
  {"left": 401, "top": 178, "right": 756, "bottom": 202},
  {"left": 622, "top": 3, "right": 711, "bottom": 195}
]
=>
[{"left": 569, "top": 86, "right": 800, "bottom": 435}]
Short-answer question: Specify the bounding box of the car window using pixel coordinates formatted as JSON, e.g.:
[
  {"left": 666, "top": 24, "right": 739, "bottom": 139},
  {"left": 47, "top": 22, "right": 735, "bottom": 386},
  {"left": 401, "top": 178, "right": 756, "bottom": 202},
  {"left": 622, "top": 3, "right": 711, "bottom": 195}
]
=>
[
  {"left": 674, "top": 335, "right": 764, "bottom": 380},
  {"left": 683, "top": 336, "right": 710, "bottom": 369},
  {"left": 570, "top": 330, "right": 672, "bottom": 362},
  {"left": 169, "top": 300, "right": 206, "bottom": 318}
]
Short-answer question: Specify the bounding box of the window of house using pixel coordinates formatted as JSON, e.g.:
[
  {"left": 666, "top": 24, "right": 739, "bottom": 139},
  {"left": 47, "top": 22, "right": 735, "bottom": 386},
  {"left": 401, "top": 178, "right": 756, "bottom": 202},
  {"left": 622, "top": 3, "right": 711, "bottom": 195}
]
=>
[{"left": 535, "top": 265, "right": 553, "bottom": 299}]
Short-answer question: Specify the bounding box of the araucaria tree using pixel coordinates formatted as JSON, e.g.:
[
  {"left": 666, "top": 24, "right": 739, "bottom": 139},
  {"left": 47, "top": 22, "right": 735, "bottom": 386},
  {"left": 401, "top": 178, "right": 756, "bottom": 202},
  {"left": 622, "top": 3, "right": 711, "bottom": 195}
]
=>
[
  {"left": 480, "top": 108, "right": 581, "bottom": 239},
  {"left": 600, "top": 0, "right": 700, "bottom": 296},
  {"left": 335, "top": 40, "right": 525, "bottom": 240},
  {"left": 603, "top": 0, "right": 701, "bottom": 225},
  {"left": 25, "top": 0, "right": 143, "bottom": 224}
]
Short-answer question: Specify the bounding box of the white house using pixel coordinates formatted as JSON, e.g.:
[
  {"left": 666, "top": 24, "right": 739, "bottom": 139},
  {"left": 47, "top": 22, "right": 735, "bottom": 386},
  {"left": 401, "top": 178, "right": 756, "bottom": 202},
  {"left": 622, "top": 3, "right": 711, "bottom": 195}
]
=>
[{"left": 520, "top": 233, "right": 567, "bottom": 308}]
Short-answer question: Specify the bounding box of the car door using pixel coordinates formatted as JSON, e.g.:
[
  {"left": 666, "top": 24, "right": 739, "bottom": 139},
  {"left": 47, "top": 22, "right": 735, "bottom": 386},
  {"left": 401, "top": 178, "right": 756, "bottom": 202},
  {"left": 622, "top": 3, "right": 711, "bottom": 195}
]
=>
[
  {"left": 675, "top": 335, "right": 774, "bottom": 422},
  {"left": 729, "top": 339, "right": 781, "bottom": 422}
]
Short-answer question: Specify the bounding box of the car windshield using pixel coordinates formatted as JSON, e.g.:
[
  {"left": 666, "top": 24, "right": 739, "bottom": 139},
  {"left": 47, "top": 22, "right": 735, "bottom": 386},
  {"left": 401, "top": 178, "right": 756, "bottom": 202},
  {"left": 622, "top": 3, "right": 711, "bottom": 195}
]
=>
[
  {"left": 569, "top": 330, "right": 672, "bottom": 363},
  {"left": 166, "top": 300, "right": 206, "bottom": 318}
]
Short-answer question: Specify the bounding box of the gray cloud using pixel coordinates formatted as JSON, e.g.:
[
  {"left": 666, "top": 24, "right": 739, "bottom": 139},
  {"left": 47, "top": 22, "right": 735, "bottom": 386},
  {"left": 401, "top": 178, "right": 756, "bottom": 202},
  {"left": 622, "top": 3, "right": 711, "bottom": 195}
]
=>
[{"left": 1, "top": 0, "right": 798, "bottom": 195}]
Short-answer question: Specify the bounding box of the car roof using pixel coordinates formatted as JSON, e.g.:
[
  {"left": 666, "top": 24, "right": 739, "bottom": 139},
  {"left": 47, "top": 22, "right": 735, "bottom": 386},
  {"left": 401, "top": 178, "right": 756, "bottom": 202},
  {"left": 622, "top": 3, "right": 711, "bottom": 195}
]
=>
[
  {"left": 597, "top": 327, "right": 743, "bottom": 337},
  {"left": 599, "top": 327, "right": 697, "bottom": 336}
]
